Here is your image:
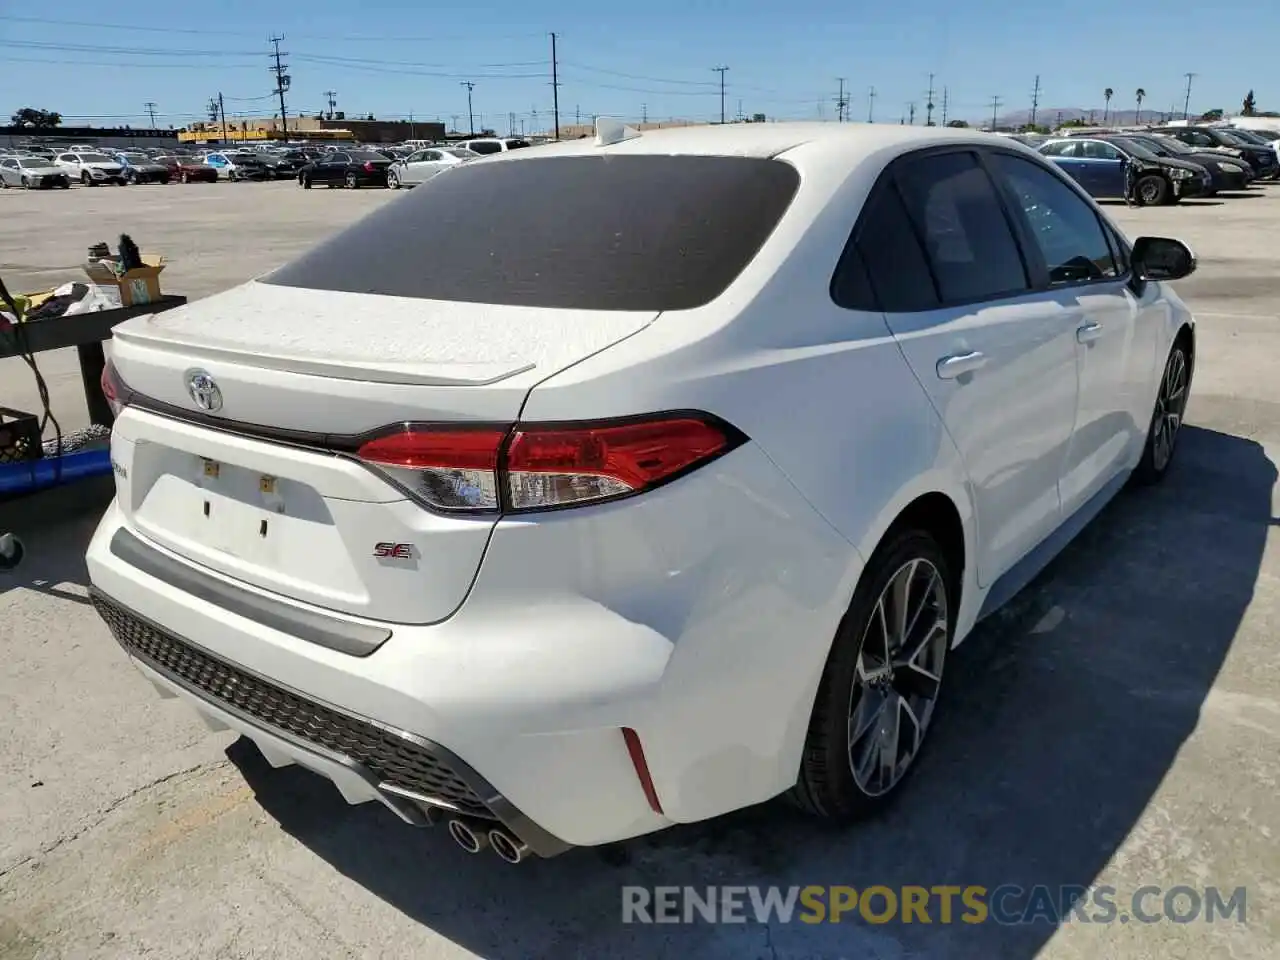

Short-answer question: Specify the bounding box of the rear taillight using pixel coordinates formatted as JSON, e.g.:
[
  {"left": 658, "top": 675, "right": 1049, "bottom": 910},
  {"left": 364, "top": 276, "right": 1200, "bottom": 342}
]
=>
[
  {"left": 354, "top": 413, "right": 744, "bottom": 514},
  {"left": 364, "top": 161, "right": 376, "bottom": 173},
  {"left": 100, "top": 360, "right": 132, "bottom": 417}
]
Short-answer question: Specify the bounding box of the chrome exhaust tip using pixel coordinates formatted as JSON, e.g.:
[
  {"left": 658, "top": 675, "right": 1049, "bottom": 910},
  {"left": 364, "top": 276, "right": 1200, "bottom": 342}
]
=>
[
  {"left": 447, "top": 818, "right": 489, "bottom": 854},
  {"left": 488, "top": 828, "right": 530, "bottom": 864}
]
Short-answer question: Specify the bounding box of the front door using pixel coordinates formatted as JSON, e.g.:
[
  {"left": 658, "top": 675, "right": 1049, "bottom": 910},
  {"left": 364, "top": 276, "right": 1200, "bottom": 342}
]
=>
[
  {"left": 987, "top": 151, "right": 1140, "bottom": 514},
  {"left": 872, "top": 149, "right": 1080, "bottom": 586}
]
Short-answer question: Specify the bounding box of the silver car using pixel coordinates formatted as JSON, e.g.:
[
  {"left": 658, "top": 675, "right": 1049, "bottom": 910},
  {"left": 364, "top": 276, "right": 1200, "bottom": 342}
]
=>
[
  {"left": 0, "top": 155, "right": 71, "bottom": 189},
  {"left": 386, "top": 147, "right": 477, "bottom": 188}
]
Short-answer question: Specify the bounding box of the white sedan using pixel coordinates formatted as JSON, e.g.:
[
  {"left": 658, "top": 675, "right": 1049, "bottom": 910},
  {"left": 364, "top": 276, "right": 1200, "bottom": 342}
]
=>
[
  {"left": 87, "top": 121, "right": 1195, "bottom": 863},
  {"left": 386, "top": 146, "right": 477, "bottom": 188}
]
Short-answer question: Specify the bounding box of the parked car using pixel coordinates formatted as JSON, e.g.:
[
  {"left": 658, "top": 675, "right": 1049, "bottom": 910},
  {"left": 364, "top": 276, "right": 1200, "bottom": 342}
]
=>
[
  {"left": 89, "top": 123, "right": 1197, "bottom": 863},
  {"left": 454, "top": 137, "right": 532, "bottom": 155},
  {"left": 204, "top": 152, "right": 271, "bottom": 181},
  {"left": 1038, "top": 136, "right": 1210, "bottom": 204},
  {"left": 1124, "top": 134, "right": 1254, "bottom": 192},
  {"left": 0, "top": 155, "right": 71, "bottom": 189},
  {"left": 386, "top": 147, "right": 476, "bottom": 188},
  {"left": 257, "top": 152, "right": 308, "bottom": 179},
  {"left": 153, "top": 155, "right": 220, "bottom": 184},
  {"left": 1217, "top": 127, "right": 1280, "bottom": 165},
  {"left": 113, "top": 152, "right": 172, "bottom": 184},
  {"left": 297, "top": 150, "right": 393, "bottom": 188},
  {"left": 1161, "top": 126, "right": 1279, "bottom": 179},
  {"left": 52, "top": 151, "right": 126, "bottom": 186}
]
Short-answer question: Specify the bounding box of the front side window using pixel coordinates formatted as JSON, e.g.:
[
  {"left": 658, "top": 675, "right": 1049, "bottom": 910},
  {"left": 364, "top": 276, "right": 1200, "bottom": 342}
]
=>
[
  {"left": 1078, "top": 141, "right": 1120, "bottom": 160},
  {"left": 990, "top": 153, "right": 1119, "bottom": 284},
  {"left": 894, "top": 151, "right": 1029, "bottom": 305}
]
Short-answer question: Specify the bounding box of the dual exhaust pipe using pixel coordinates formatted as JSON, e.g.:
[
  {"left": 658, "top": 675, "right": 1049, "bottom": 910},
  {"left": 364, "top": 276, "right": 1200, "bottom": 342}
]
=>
[{"left": 447, "top": 817, "right": 531, "bottom": 864}]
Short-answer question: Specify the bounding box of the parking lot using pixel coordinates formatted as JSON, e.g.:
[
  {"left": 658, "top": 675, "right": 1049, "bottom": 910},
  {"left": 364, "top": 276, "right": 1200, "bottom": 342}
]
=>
[{"left": 2, "top": 181, "right": 1278, "bottom": 959}]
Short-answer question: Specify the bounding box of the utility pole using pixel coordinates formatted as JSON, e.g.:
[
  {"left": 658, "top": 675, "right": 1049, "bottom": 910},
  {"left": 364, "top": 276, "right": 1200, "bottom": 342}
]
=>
[
  {"left": 908, "top": 102, "right": 916, "bottom": 125},
  {"left": 925, "top": 73, "right": 936, "bottom": 126},
  {"left": 868, "top": 86, "right": 876, "bottom": 122},
  {"left": 269, "top": 36, "right": 290, "bottom": 134},
  {"left": 509, "top": 111, "right": 516, "bottom": 136},
  {"left": 324, "top": 90, "right": 337, "bottom": 121},
  {"left": 712, "top": 65, "right": 729, "bottom": 123},
  {"left": 737, "top": 98, "right": 744, "bottom": 121},
  {"left": 989, "top": 95, "right": 1003, "bottom": 131},
  {"left": 1183, "top": 72, "right": 1196, "bottom": 120},
  {"left": 208, "top": 93, "right": 227, "bottom": 144},
  {"left": 941, "top": 87, "right": 949, "bottom": 125},
  {"left": 1030, "top": 74, "right": 1041, "bottom": 129},
  {"left": 575, "top": 104, "right": 580, "bottom": 124},
  {"left": 144, "top": 101, "right": 158, "bottom": 128},
  {"left": 460, "top": 80, "right": 475, "bottom": 135},
  {"left": 550, "top": 32, "right": 561, "bottom": 140},
  {"left": 450, "top": 114, "right": 459, "bottom": 134},
  {"left": 835, "top": 77, "right": 849, "bottom": 122},
  {"left": 641, "top": 103, "right": 647, "bottom": 124}
]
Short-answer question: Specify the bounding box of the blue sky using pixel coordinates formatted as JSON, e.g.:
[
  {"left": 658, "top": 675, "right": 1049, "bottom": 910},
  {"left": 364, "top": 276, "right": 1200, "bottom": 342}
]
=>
[{"left": 2, "top": 1, "right": 1275, "bottom": 133}]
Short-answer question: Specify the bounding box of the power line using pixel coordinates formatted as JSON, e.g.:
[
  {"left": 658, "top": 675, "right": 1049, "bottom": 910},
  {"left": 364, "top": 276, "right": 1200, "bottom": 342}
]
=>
[
  {"left": 711, "top": 64, "right": 732, "bottom": 124},
  {"left": 461, "top": 80, "right": 476, "bottom": 135},
  {"left": 269, "top": 35, "right": 290, "bottom": 133}
]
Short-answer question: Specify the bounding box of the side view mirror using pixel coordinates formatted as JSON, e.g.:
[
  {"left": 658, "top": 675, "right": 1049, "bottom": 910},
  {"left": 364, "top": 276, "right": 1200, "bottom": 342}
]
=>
[{"left": 1131, "top": 236, "right": 1196, "bottom": 282}]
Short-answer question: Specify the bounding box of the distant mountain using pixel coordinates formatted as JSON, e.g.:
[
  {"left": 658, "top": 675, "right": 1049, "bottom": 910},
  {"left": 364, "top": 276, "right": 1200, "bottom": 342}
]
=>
[{"left": 990, "top": 106, "right": 1185, "bottom": 129}]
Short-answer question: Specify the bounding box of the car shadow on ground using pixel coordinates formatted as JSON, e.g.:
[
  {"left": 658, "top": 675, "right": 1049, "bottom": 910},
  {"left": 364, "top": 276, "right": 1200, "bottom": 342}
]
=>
[
  {"left": 0, "top": 476, "right": 112, "bottom": 605},
  {"left": 223, "top": 423, "right": 1269, "bottom": 959}
]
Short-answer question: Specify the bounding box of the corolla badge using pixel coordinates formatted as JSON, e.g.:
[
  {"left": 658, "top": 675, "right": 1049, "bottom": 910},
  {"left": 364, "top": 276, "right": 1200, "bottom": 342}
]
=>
[{"left": 185, "top": 369, "right": 223, "bottom": 412}]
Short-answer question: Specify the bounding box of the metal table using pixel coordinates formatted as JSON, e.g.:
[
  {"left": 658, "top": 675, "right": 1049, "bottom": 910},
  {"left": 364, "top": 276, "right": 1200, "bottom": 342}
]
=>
[{"left": 1, "top": 295, "right": 187, "bottom": 426}]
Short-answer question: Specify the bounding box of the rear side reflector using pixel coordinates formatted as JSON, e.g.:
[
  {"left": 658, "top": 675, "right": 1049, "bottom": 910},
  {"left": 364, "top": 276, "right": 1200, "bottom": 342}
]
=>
[
  {"left": 355, "top": 413, "right": 744, "bottom": 514},
  {"left": 621, "top": 727, "right": 664, "bottom": 814}
]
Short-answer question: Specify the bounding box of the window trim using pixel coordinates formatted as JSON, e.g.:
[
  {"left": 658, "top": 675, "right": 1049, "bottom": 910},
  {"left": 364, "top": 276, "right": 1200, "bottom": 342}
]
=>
[{"left": 979, "top": 145, "right": 1133, "bottom": 293}]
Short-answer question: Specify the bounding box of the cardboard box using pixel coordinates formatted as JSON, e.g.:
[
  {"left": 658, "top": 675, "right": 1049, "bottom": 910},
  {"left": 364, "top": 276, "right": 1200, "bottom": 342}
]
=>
[{"left": 82, "top": 255, "right": 165, "bottom": 307}]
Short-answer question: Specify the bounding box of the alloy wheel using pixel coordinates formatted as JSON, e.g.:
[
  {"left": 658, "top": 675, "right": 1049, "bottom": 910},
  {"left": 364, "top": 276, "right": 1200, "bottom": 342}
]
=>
[
  {"left": 847, "top": 558, "right": 948, "bottom": 797},
  {"left": 1151, "top": 348, "right": 1188, "bottom": 471}
]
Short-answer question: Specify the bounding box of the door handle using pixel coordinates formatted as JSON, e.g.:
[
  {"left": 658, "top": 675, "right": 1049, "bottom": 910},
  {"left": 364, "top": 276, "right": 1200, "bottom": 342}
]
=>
[
  {"left": 936, "top": 351, "right": 988, "bottom": 380},
  {"left": 1077, "top": 321, "right": 1104, "bottom": 344}
]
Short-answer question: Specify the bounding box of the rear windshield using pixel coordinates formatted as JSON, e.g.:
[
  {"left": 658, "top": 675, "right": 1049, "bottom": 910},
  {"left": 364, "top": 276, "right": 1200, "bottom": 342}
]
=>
[
  {"left": 265, "top": 154, "right": 800, "bottom": 311},
  {"left": 351, "top": 151, "right": 389, "bottom": 161}
]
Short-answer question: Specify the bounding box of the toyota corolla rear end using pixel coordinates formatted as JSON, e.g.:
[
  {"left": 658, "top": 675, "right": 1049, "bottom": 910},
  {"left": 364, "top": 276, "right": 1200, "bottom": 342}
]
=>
[{"left": 86, "top": 143, "right": 860, "bottom": 860}]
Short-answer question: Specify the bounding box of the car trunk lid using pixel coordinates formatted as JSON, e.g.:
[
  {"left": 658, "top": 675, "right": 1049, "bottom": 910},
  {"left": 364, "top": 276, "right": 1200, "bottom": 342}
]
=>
[{"left": 107, "top": 280, "right": 656, "bottom": 623}]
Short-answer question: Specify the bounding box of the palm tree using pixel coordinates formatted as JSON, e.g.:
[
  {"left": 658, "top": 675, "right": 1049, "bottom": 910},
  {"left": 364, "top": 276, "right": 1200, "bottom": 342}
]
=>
[
  {"left": 1135, "top": 87, "right": 1146, "bottom": 124},
  {"left": 1103, "top": 87, "right": 1113, "bottom": 125}
]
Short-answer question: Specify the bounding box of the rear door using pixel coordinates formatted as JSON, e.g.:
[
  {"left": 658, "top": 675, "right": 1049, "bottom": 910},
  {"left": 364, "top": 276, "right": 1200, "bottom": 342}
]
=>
[
  {"left": 870, "top": 149, "right": 1080, "bottom": 586},
  {"left": 1077, "top": 140, "right": 1127, "bottom": 197}
]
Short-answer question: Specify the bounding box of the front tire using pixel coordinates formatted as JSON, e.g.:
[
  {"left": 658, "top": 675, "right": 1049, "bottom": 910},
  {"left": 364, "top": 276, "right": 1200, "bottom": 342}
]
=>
[
  {"left": 82, "top": 172, "right": 95, "bottom": 187},
  {"left": 1138, "top": 175, "right": 1169, "bottom": 205},
  {"left": 791, "top": 530, "right": 953, "bottom": 820},
  {"left": 387, "top": 170, "right": 400, "bottom": 189},
  {"left": 1133, "top": 340, "right": 1190, "bottom": 485}
]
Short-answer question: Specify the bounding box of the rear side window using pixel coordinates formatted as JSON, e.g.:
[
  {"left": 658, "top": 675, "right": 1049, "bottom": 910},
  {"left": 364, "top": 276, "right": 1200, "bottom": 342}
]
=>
[
  {"left": 895, "top": 152, "right": 1029, "bottom": 305},
  {"left": 266, "top": 155, "right": 801, "bottom": 311},
  {"left": 468, "top": 141, "right": 502, "bottom": 155},
  {"left": 836, "top": 183, "right": 939, "bottom": 312}
]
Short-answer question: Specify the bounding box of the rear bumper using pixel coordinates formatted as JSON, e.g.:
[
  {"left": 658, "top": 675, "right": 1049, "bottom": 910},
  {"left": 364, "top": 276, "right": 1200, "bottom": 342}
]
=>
[{"left": 85, "top": 442, "right": 861, "bottom": 849}]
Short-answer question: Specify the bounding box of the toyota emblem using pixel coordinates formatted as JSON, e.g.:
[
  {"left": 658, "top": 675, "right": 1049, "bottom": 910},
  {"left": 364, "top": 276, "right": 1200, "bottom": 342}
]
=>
[{"left": 185, "top": 369, "right": 223, "bottom": 413}]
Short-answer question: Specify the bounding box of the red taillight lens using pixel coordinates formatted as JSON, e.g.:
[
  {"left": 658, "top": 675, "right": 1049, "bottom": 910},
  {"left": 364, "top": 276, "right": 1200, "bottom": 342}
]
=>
[
  {"left": 505, "top": 417, "right": 735, "bottom": 510},
  {"left": 100, "top": 360, "right": 132, "bottom": 418},
  {"left": 355, "top": 414, "right": 742, "bottom": 514},
  {"left": 357, "top": 427, "right": 506, "bottom": 511},
  {"left": 364, "top": 161, "right": 376, "bottom": 173}
]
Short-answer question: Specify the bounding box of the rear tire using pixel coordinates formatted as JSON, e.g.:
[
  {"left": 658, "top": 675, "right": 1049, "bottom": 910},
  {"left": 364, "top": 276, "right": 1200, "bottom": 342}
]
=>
[
  {"left": 345, "top": 172, "right": 358, "bottom": 189},
  {"left": 387, "top": 170, "right": 400, "bottom": 189},
  {"left": 1133, "top": 339, "right": 1191, "bottom": 485},
  {"left": 790, "top": 529, "right": 954, "bottom": 820}
]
